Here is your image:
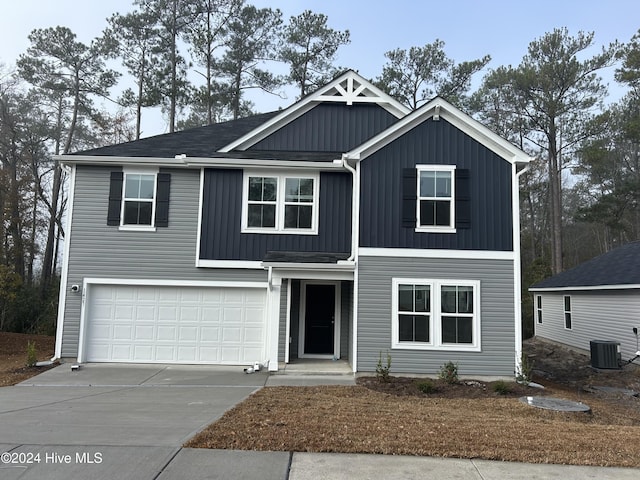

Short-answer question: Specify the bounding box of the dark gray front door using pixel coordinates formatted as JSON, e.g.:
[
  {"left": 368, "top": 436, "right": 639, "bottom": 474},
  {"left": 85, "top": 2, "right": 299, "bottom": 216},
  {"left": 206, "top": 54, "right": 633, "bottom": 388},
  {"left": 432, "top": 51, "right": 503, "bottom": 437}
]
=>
[{"left": 304, "top": 284, "right": 335, "bottom": 355}]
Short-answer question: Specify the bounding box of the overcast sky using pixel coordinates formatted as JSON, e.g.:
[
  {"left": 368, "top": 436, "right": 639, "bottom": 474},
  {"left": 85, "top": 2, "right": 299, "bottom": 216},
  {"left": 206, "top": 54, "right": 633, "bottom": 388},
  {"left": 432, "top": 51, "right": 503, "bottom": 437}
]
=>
[{"left": 1, "top": 0, "right": 638, "bottom": 136}]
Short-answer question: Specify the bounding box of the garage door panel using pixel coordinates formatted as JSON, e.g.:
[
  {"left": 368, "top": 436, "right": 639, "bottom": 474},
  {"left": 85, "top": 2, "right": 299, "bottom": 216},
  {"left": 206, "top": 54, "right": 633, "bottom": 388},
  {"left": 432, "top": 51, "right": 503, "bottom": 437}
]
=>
[
  {"left": 157, "top": 326, "right": 176, "bottom": 341},
  {"left": 156, "top": 346, "right": 176, "bottom": 361},
  {"left": 200, "top": 327, "right": 219, "bottom": 342},
  {"left": 85, "top": 285, "right": 266, "bottom": 364}
]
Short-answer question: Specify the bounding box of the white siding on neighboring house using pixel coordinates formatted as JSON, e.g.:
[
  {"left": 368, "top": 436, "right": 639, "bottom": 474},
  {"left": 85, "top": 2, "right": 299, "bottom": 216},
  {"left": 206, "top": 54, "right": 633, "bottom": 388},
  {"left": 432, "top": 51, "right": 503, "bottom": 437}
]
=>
[{"left": 534, "top": 290, "right": 640, "bottom": 362}]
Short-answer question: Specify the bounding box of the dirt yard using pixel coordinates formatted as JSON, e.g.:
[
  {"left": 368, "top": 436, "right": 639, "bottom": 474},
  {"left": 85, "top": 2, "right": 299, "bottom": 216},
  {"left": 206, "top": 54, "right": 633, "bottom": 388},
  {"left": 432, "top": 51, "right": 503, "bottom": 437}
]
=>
[
  {"left": 187, "top": 338, "right": 640, "bottom": 467},
  {"left": 0, "top": 332, "right": 56, "bottom": 386}
]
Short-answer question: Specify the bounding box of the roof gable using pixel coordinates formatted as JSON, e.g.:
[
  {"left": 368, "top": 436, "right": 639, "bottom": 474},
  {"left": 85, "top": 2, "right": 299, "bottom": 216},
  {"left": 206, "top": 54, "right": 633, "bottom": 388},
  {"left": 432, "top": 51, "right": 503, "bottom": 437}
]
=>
[
  {"left": 218, "top": 70, "right": 410, "bottom": 153},
  {"left": 530, "top": 241, "right": 640, "bottom": 290},
  {"left": 345, "top": 97, "right": 533, "bottom": 165}
]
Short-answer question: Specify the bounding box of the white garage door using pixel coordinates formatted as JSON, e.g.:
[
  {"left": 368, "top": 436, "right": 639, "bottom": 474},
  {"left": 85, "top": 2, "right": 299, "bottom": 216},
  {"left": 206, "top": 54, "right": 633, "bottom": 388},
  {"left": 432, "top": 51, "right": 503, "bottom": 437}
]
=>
[{"left": 84, "top": 284, "right": 266, "bottom": 364}]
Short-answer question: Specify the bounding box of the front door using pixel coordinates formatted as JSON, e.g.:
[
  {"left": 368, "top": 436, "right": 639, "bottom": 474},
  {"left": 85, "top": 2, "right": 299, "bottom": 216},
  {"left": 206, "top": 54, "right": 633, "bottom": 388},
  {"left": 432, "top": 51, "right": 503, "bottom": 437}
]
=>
[{"left": 303, "top": 283, "right": 335, "bottom": 355}]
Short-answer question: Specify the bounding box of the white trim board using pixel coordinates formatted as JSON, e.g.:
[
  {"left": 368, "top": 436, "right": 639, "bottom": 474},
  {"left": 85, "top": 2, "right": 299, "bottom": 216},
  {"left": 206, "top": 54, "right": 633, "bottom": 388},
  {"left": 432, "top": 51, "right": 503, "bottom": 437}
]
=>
[
  {"left": 529, "top": 284, "right": 640, "bottom": 292},
  {"left": 54, "top": 164, "right": 77, "bottom": 360},
  {"left": 358, "top": 247, "right": 515, "bottom": 261},
  {"left": 82, "top": 277, "right": 268, "bottom": 289},
  {"left": 196, "top": 259, "right": 264, "bottom": 269}
]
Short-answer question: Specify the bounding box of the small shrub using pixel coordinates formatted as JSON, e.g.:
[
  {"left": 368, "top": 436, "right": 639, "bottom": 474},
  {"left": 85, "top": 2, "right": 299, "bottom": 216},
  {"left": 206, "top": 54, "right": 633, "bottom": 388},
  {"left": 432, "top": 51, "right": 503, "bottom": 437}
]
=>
[
  {"left": 416, "top": 379, "right": 437, "bottom": 394},
  {"left": 439, "top": 361, "right": 459, "bottom": 384},
  {"left": 492, "top": 380, "right": 511, "bottom": 395},
  {"left": 516, "top": 352, "right": 534, "bottom": 384},
  {"left": 376, "top": 351, "right": 392, "bottom": 383},
  {"left": 26, "top": 341, "right": 37, "bottom": 367}
]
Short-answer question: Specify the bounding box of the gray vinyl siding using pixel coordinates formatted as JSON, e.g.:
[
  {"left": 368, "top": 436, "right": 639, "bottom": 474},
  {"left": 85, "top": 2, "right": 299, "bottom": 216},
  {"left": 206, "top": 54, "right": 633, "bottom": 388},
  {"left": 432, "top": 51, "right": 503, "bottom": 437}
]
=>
[
  {"left": 534, "top": 290, "right": 640, "bottom": 361},
  {"left": 250, "top": 103, "right": 398, "bottom": 152},
  {"left": 61, "top": 165, "right": 267, "bottom": 358},
  {"left": 360, "top": 118, "right": 513, "bottom": 251},
  {"left": 357, "top": 255, "right": 516, "bottom": 377},
  {"left": 200, "top": 169, "right": 352, "bottom": 261},
  {"left": 340, "top": 281, "right": 352, "bottom": 362}
]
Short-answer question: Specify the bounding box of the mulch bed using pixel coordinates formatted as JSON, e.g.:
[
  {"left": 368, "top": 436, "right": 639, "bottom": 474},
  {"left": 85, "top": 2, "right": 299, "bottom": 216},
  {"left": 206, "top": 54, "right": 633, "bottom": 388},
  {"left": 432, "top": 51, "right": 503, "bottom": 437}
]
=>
[{"left": 0, "top": 332, "right": 57, "bottom": 386}]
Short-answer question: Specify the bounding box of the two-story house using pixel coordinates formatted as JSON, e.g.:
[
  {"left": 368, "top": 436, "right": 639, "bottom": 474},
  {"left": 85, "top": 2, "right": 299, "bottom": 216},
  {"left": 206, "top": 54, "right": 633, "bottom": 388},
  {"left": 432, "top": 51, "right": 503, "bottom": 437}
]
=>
[{"left": 54, "top": 70, "right": 532, "bottom": 377}]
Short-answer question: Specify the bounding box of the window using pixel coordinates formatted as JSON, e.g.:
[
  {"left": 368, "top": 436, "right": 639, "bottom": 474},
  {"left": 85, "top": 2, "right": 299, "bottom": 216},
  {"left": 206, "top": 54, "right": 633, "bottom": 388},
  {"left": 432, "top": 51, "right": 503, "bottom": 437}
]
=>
[
  {"left": 441, "top": 285, "right": 474, "bottom": 344},
  {"left": 122, "top": 173, "right": 156, "bottom": 226},
  {"left": 398, "top": 284, "right": 431, "bottom": 343},
  {"left": 107, "top": 169, "right": 170, "bottom": 230},
  {"left": 564, "top": 296, "right": 572, "bottom": 330},
  {"left": 392, "top": 278, "right": 480, "bottom": 351},
  {"left": 418, "top": 166, "right": 454, "bottom": 229},
  {"left": 243, "top": 172, "right": 318, "bottom": 233},
  {"left": 536, "top": 295, "right": 543, "bottom": 324}
]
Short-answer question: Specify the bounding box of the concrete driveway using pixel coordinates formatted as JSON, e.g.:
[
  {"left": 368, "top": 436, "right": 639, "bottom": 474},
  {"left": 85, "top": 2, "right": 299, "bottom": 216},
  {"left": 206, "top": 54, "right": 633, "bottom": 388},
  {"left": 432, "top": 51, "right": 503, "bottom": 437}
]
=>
[{"left": 0, "top": 363, "right": 290, "bottom": 479}]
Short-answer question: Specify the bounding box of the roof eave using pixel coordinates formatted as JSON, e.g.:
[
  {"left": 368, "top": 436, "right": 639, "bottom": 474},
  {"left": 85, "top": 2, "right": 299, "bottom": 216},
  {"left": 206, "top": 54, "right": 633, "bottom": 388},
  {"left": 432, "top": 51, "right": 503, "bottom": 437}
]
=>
[
  {"left": 529, "top": 284, "right": 640, "bottom": 292},
  {"left": 56, "top": 155, "right": 346, "bottom": 171}
]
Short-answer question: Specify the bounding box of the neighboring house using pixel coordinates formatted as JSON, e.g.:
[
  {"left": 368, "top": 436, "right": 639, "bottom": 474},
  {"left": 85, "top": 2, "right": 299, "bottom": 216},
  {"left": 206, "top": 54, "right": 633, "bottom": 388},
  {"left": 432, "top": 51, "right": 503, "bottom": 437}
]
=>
[
  {"left": 54, "top": 70, "right": 532, "bottom": 377},
  {"left": 529, "top": 241, "right": 640, "bottom": 362}
]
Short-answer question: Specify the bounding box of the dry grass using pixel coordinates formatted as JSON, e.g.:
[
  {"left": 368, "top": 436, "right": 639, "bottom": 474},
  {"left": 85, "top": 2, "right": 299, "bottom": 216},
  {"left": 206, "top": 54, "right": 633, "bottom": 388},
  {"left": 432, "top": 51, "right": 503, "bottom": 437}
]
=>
[
  {"left": 0, "top": 332, "right": 56, "bottom": 386},
  {"left": 187, "top": 383, "right": 640, "bottom": 467}
]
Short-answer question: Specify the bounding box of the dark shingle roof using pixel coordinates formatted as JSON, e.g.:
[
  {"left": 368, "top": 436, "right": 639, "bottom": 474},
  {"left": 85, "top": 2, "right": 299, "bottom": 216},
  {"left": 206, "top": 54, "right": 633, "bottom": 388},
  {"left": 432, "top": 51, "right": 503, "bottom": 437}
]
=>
[
  {"left": 530, "top": 241, "right": 640, "bottom": 289},
  {"left": 73, "top": 111, "right": 280, "bottom": 157}
]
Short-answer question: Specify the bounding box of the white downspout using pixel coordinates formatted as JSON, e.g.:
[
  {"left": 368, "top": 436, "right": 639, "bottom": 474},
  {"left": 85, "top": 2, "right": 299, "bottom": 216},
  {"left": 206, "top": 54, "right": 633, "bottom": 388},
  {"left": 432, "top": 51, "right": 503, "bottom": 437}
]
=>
[
  {"left": 513, "top": 161, "right": 532, "bottom": 377},
  {"left": 342, "top": 155, "right": 359, "bottom": 262},
  {"left": 342, "top": 154, "right": 360, "bottom": 372}
]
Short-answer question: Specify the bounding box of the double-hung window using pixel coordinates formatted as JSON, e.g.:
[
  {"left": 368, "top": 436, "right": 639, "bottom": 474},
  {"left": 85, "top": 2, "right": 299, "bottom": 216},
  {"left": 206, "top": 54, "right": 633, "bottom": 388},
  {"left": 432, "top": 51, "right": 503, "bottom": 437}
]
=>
[
  {"left": 564, "top": 296, "right": 572, "bottom": 330},
  {"left": 536, "top": 295, "right": 543, "bottom": 324},
  {"left": 243, "top": 172, "right": 318, "bottom": 233},
  {"left": 122, "top": 172, "right": 157, "bottom": 226},
  {"left": 417, "top": 165, "right": 455, "bottom": 232},
  {"left": 392, "top": 278, "right": 480, "bottom": 351}
]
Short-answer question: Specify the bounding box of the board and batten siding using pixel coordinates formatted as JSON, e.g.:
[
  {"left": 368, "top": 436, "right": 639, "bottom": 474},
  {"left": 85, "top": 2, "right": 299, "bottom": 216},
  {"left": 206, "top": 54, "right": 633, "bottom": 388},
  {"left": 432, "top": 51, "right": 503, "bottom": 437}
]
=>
[
  {"left": 200, "top": 169, "right": 352, "bottom": 261},
  {"left": 357, "top": 255, "right": 516, "bottom": 377},
  {"left": 250, "top": 103, "right": 398, "bottom": 152},
  {"left": 534, "top": 290, "right": 640, "bottom": 362},
  {"left": 360, "top": 118, "right": 513, "bottom": 251},
  {"left": 62, "top": 165, "right": 267, "bottom": 358}
]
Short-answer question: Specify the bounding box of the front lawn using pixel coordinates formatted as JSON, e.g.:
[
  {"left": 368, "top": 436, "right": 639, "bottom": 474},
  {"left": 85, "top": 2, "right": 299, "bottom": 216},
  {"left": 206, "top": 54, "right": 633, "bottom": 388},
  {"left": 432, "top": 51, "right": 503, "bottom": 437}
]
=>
[{"left": 187, "top": 379, "right": 640, "bottom": 467}]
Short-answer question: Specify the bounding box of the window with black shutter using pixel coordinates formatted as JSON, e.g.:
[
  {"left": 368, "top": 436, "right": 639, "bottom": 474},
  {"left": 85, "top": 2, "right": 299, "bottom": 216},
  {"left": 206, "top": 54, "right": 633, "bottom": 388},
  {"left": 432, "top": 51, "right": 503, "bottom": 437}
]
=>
[
  {"left": 107, "top": 169, "right": 170, "bottom": 229},
  {"left": 402, "top": 165, "right": 470, "bottom": 232}
]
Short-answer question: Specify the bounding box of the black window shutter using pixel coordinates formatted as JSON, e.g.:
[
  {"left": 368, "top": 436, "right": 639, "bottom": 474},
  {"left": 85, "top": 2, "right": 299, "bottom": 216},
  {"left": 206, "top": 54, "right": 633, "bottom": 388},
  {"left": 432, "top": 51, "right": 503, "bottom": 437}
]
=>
[
  {"left": 402, "top": 168, "right": 417, "bottom": 228},
  {"left": 155, "top": 172, "right": 171, "bottom": 227},
  {"left": 107, "top": 171, "right": 123, "bottom": 226},
  {"left": 455, "top": 169, "right": 471, "bottom": 229}
]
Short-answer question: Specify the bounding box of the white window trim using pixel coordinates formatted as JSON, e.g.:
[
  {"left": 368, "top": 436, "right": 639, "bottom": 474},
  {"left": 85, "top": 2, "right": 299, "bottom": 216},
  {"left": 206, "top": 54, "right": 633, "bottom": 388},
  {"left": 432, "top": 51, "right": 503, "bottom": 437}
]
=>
[
  {"left": 536, "top": 295, "right": 543, "bottom": 324},
  {"left": 563, "top": 295, "right": 572, "bottom": 330},
  {"left": 119, "top": 167, "right": 158, "bottom": 231},
  {"left": 415, "top": 164, "right": 456, "bottom": 233},
  {"left": 392, "top": 277, "right": 481, "bottom": 352},
  {"left": 241, "top": 170, "right": 319, "bottom": 235}
]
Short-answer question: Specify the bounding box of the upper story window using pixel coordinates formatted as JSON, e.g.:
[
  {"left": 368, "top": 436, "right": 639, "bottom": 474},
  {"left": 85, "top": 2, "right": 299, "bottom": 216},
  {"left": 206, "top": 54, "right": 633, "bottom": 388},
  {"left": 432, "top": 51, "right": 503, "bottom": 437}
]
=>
[
  {"left": 107, "top": 168, "right": 171, "bottom": 231},
  {"left": 417, "top": 165, "right": 455, "bottom": 232},
  {"left": 242, "top": 171, "right": 318, "bottom": 234},
  {"left": 123, "top": 173, "right": 156, "bottom": 226}
]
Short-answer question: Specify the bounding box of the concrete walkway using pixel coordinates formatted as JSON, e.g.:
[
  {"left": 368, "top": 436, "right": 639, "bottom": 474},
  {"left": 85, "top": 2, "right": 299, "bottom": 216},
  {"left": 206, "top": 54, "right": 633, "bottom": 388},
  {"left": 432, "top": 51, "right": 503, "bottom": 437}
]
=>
[{"left": 1, "top": 364, "right": 638, "bottom": 479}]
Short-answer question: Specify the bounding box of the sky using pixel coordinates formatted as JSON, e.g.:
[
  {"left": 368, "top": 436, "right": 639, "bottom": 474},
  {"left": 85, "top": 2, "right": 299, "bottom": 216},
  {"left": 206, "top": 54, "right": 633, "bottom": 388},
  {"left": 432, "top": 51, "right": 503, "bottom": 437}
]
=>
[{"left": 1, "top": 0, "right": 638, "bottom": 137}]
